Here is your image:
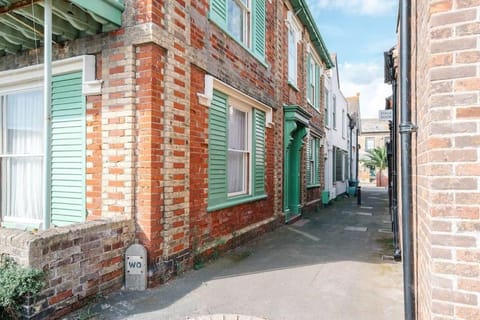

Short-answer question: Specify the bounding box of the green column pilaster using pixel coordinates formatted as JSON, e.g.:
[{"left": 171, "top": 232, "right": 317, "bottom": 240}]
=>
[{"left": 283, "top": 105, "right": 311, "bottom": 222}]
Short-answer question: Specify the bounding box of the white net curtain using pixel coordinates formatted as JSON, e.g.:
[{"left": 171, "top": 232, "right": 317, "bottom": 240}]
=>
[{"left": 1, "top": 90, "right": 44, "bottom": 221}]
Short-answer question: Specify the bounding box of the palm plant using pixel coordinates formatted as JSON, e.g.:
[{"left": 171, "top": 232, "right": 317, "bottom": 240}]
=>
[{"left": 361, "top": 146, "right": 387, "bottom": 183}]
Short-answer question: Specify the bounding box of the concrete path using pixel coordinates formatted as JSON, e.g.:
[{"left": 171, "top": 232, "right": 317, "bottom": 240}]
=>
[{"left": 68, "top": 187, "right": 404, "bottom": 320}]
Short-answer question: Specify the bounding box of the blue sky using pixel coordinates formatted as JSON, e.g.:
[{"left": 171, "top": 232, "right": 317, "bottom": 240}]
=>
[{"left": 305, "top": 0, "right": 398, "bottom": 118}]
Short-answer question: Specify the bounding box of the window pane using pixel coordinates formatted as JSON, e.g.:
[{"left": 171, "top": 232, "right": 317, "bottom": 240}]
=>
[
  {"left": 228, "top": 150, "right": 245, "bottom": 193},
  {"left": 228, "top": 0, "right": 244, "bottom": 43},
  {"left": 1, "top": 90, "right": 43, "bottom": 221},
  {"left": 228, "top": 107, "right": 246, "bottom": 150},
  {"left": 228, "top": 106, "right": 248, "bottom": 195},
  {"left": 6, "top": 91, "right": 43, "bottom": 154},
  {"left": 288, "top": 28, "right": 296, "bottom": 82},
  {"left": 1, "top": 157, "right": 43, "bottom": 220},
  {"left": 366, "top": 138, "right": 375, "bottom": 150}
]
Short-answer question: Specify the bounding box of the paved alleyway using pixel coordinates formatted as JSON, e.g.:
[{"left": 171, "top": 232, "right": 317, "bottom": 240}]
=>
[{"left": 69, "top": 187, "right": 404, "bottom": 320}]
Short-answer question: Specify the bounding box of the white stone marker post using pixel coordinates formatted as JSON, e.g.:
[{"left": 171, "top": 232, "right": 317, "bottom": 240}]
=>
[{"left": 125, "top": 244, "right": 147, "bottom": 290}]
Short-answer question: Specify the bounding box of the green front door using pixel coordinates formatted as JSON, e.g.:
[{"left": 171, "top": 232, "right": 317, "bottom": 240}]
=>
[{"left": 283, "top": 105, "right": 311, "bottom": 222}]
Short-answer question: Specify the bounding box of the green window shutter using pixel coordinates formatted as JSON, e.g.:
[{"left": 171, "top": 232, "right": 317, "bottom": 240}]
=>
[
  {"left": 315, "top": 138, "right": 320, "bottom": 185},
  {"left": 50, "top": 72, "right": 85, "bottom": 226},
  {"left": 252, "top": 0, "right": 266, "bottom": 60},
  {"left": 208, "top": 90, "right": 228, "bottom": 206},
  {"left": 209, "top": 0, "right": 227, "bottom": 29},
  {"left": 314, "top": 64, "right": 320, "bottom": 110},
  {"left": 253, "top": 108, "right": 265, "bottom": 196},
  {"left": 306, "top": 54, "right": 311, "bottom": 104},
  {"left": 306, "top": 137, "right": 311, "bottom": 185}
]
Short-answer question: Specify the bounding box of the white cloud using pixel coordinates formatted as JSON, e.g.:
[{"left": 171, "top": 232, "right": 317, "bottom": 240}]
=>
[
  {"left": 338, "top": 62, "right": 392, "bottom": 119},
  {"left": 310, "top": 0, "right": 396, "bottom": 16}
]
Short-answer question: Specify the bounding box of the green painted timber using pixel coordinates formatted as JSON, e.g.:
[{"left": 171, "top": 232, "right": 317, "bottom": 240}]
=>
[
  {"left": 50, "top": 71, "right": 86, "bottom": 226},
  {"left": 283, "top": 105, "right": 311, "bottom": 221},
  {"left": 70, "top": 0, "right": 124, "bottom": 27}
]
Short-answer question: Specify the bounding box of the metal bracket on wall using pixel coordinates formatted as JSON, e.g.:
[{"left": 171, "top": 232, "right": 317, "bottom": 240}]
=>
[{"left": 399, "top": 123, "right": 418, "bottom": 133}]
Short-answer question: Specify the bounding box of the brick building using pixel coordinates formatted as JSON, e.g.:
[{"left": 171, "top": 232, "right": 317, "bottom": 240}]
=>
[
  {"left": 0, "top": 0, "right": 332, "bottom": 317},
  {"left": 390, "top": 1, "right": 480, "bottom": 319}
]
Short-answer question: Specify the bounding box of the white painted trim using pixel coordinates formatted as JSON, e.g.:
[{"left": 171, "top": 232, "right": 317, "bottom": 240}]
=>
[
  {"left": 286, "top": 11, "right": 302, "bottom": 39},
  {"left": 199, "top": 75, "right": 274, "bottom": 127},
  {"left": 0, "top": 55, "right": 100, "bottom": 96}
]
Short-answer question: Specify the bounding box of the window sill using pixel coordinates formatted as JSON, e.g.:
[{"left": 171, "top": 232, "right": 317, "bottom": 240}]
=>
[
  {"left": 207, "top": 194, "right": 268, "bottom": 212},
  {"left": 307, "top": 101, "right": 321, "bottom": 112},
  {"left": 1, "top": 218, "right": 42, "bottom": 231},
  {"left": 288, "top": 81, "right": 299, "bottom": 91},
  {"left": 307, "top": 184, "right": 321, "bottom": 189}
]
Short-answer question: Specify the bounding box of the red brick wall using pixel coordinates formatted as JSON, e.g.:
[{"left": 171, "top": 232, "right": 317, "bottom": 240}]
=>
[
  {"left": 135, "top": 0, "right": 165, "bottom": 25},
  {"left": 0, "top": 218, "right": 134, "bottom": 319},
  {"left": 411, "top": 1, "right": 480, "bottom": 319},
  {"left": 86, "top": 55, "right": 103, "bottom": 220},
  {"left": 135, "top": 43, "right": 166, "bottom": 265},
  {"left": 190, "top": 0, "right": 276, "bottom": 107},
  {"left": 189, "top": 66, "right": 276, "bottom": 252}
]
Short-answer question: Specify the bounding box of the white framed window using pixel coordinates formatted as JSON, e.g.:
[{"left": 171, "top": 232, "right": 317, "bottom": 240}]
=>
[
  {"left": 307, "top": 136, "right": 320, "bottom": 186},
  {"left": 334, "top": 148, "right": 345, "bottom": 182},
  {"left": 0, "top": 55, "right": 98, "bottom": 229},
  {"left": 287, "top": 11, "right": 301, "bottom": 86},
  {"left": 307, "top": 49, "right": 322, "bottom": 109},
  {"left": 365, "top": 137, "right": 375, "bottom": 151},
  {"left": 308, "top": 57, "right": 315, "bottom": 103},
  {"left": 227, "top": 0, "right": 251, "bottom": 47},
  {"left": 203, "top": 75, "right": 271, "bottom": 211},
  {"left": 324, "top": 88, "right": 330, "bottom": 127},
  {"left": 1, "top": 90, "right": 44, "bottom": 225},
  {"left": 228, "top": 103, "right": 251, "bottom": 196},
  {"left": 332, "top": 95, "right": 337, "bottom": 129}
]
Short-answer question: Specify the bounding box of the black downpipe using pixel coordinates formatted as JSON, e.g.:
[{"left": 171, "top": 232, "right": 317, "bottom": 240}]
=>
[
  {"left": 400, "top": 0, "right": 415, "bottom": 319},
  {"left": 355, "top": 128, "right": 359, "bottom": 183},
  {"left": 391, "top": 79, "right": 401, "bottom": 261},
  {"left": 349, "top": 122, "right": 353, "bottom": 181}
]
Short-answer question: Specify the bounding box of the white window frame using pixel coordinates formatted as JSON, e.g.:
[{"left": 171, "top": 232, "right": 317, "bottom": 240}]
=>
[
  {"left": 227, "top": 0, "right": 252, "bottom": 47},
  {"left": 307, "top": 47, "right": 322, "bottom": 109},
  {"left": 308, "top": 136, "right": 319, "bottom": 186},
  {"left": 365, "top": 137, "right": 375, "bottom": 151},
  {"left": 287, "top": 11, "right": 302, "bottom": 87},
  {"left": 308, "top": 56, "right": 315, "bottom": 105},
  {"left": 324, "top": 88, "right": 330, "bottom": 127},
  {"left": 0, "top": 89, "right": 45, "bottom": 226},
  {"left": 0, "top": 55, "right": 99, "bottom": 229},
  {"left": 332, "top": 95, "right": 337, "bottom": 129},
  {"left": 342, "top": 109, "right": 345, "bottom": 138},
  {"left": 227, "top": 99, "right": 252, "bottom": 197}
]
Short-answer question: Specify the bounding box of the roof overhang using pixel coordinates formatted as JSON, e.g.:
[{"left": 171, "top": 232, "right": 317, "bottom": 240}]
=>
[
  {"left": 0, "top": 0, "right": 124, "bottom": 55},
  {"left": 290, "top": 0, "right": 334, "bottom": 69}
]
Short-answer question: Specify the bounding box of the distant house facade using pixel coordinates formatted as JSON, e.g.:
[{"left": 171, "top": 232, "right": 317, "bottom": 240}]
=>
[
  {"left": 0, "top": 0, "right": 333, "bottom": 318},
  {"left": 358, "top": 118, "right": 389, "bottom": 185},
  {"left": 346, "top": 94, "right": 360, "bottom": 186},
  {"left": 323, "top": 54, "right": 349, "bottom": 199}
]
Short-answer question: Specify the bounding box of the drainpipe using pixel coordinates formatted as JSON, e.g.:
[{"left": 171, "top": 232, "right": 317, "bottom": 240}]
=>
[
  {"left": 391, "top": 78, "right": 401, "bottom": 261},
  {"left": 355, "top": 127, "right": 359, "bottom": 183},
  {"left": 399, "top": 0, "right": 416, "bottom": 319},
  {"left": 42, "top": 0, "right": 52, "bottom": 230},
  {"left": 348, "top": 116, "right": 354, "bottom": 181}
]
